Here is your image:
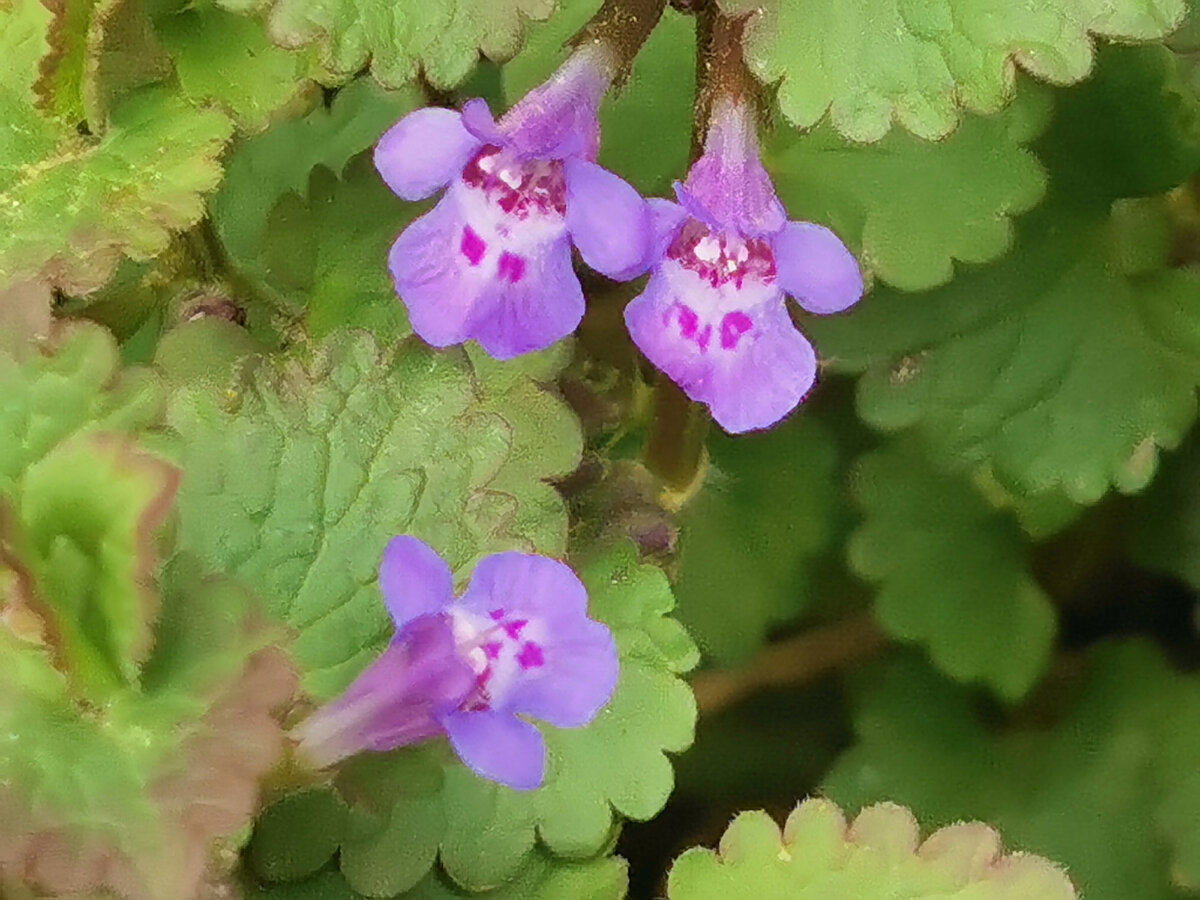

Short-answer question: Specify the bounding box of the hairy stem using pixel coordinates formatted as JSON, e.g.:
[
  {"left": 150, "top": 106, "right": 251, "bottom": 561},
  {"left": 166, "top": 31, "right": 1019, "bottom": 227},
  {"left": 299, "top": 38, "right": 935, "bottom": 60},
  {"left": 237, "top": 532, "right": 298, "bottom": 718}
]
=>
[
  {"left": 573, "top": 0, "right": 669, "bottom": 74},
  {"left": 694, "top": 6, "right": 757, "bottom": 148},
  {"left": 646, "top": 6, "right": 759, "bottom": 491},
  {"left": 645, "top": 377, "right": 710, "bottom": 494},
  {"left": 691, "top": 614, "right": 889, "bottom": 716}
]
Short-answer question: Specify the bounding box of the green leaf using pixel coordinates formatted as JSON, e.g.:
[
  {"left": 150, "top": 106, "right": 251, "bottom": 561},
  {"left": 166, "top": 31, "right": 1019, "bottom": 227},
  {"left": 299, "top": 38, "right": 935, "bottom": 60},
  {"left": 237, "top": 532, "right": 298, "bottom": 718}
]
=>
[
  {"left": 17, "top": 436, "right": 179, "bottom": 697},
  {"left": 1036, "top": 45, "right": 1200, "bottom": 201},
  {"left": 668, "top": 797, "right": 1075, "bottom": 899},
  {"left": 502, "top": 0, "right": 695, "bottom": 196},
  {"left": 0, "top": 85, "right": 233, "bottom": 293},
  {"left": 169, "top": 329, "right": 582, "bottom": 698},
  {"left": 0, "top": 554, "right": 296, "bottom": 900},
  {"left": 33, "top": 0, "right": 175, "bottom": 130},
  {"left": 403, "top": 853, "right": 628, "bottom": 899},
  {"left": 210, "top": 77, "right": 421, "bottom": 293},
  {"left": 149, "top": 0, "right": 316, "bottom": 131},
  {"left": 0, "top": 323, "right": 163, "bottom": 675},
  {"left": 674, "top": 417, "right": 839, "bottom": 665},
  {"left": 261, "top": 157, "right": 417, "bottom": 340},
  {"left": 244, "top": 867, "right": 365, "bottom": 899},
  {"left": 153, "top": 317, "right": 266, "bottom": 390},
  {"left": 1130, "top": 433, "right": 1200, "bottom": 589},
  {"left": 226, "top": 0, "right": 556, "bottom": 90},
  {"left": 850, "top": 441, "right": 1056, "bottom": 699},
  {"left": 825, "top": 642, "right": 1200, "bottom": 898},
  {"left": 246, "top": 853, "right": 628, "bottom": 899},
  {"left": 0, "top": 322, "right": 163, "bottom": 496},
  {"left": 252, "top": 542, "right": 695, "bottom": 894},
  {"left": 717, "top": 0, "right": 1185, "bottom": 141},
  {"left": 768, "top": 87, "right": 1049, "bottom": 292},
  {"left": 0, "top": 0, "right": 54, "bottom": 101},
  {"left": 249, "top": 788, "right": 350, "bottom": 882},
  {"left": 811, "top": 198, "right": 1200, "bottom": 504}
]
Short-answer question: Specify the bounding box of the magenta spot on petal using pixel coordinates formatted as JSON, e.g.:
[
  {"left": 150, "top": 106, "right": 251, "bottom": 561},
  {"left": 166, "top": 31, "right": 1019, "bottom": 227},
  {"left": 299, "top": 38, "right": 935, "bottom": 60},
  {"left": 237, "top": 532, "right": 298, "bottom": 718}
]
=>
[
  {"left": 504, "top": 619, "right": 528, "bottom": 640},
  {"left": 720, "top": 311, "right": 754, "bottom": 350},
  {"left": 483, "top": 641, "right": 502, "bottom": 660},
  {"left": 677, "top": 305, "right": 699, "bottom": 339},
  {"left": 460, "top": 226, "right": 487, "bottom": 266},
  {"left": 697, "top": 324, "right": 712, "bottom": 353},
  {"left": 516, "top": 642, "right": 545, "bottom": 670},
  {"left": 462, "top": 145, "right": 567, "bottom": 219},
  {"left": 667, "top": 218, "right": 776, "bottom": 288},
  {"left": 489, "top": 609, "right": 506, "bottom": 621},
  {"left": 497, "top": 252, "right": 526, "bottom": 284}
]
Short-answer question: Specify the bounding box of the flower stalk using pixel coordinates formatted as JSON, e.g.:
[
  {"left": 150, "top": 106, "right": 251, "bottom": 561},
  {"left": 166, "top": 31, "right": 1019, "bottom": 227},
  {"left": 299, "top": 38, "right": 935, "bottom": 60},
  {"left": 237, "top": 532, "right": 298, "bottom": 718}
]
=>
[{"left": 572, "top": 0, "right": 669, "bottom": 77}]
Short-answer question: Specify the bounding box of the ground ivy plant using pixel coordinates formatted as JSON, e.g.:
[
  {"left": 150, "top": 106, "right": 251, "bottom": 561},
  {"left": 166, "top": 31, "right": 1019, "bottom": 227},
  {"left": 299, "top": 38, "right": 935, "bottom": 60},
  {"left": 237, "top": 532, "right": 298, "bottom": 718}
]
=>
[{"left": 1, "top": 0, "right": 1198, "bottom": 897}]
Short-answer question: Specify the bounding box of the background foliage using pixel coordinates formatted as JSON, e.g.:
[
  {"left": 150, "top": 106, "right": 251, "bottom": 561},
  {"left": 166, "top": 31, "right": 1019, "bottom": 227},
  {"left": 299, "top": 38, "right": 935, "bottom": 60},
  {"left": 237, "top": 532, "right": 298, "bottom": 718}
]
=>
[{"left": 0, "top": 0, "right": 1198, "bottom": 896}]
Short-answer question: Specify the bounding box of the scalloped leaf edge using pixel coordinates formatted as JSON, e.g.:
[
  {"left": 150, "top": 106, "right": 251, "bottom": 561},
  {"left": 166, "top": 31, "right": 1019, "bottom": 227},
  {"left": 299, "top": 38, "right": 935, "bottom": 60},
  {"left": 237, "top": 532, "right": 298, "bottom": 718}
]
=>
[{"left": 668, "top": 798, "right": 1077, "bottom": 899}]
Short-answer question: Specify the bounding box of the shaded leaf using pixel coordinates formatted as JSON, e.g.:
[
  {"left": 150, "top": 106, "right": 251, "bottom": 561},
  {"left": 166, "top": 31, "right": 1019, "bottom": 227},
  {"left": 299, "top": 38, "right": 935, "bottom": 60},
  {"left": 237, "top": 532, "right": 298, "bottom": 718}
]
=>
[
  {"left": 1130, "top": 432, "right": 1200, "bottom": 589},
  {"left": 850, "top": 441, "right": 1056, "bottom": 699},
  {"left": 261, "top": 157, "right": 417, "bottom": 340},
  {"left": 210, "top": 77, "right": 421, "bottom": 296},
  {"left": 246, "top": 853, "right": 628, "bottom": 899},
  {"left": 811, "top": 199, "right": 1200, "bottom": 504},
  {"left": 149, "top": 0, "right": 316, "bottom": 131},
  {"left": 825, "top": 642, "right": 1200, "bottom": 897},
  {"left": 674, "top": 417, "right": 839, "bottom": 665}
]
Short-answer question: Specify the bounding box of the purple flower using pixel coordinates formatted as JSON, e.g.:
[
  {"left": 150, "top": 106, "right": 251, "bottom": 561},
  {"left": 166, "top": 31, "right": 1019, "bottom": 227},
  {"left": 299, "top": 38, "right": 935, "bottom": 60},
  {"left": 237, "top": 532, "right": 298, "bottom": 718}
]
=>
[
  {"left": 292, "top": 537, "right": 619, "bottom": 791},
  {"left": 624, "top": 99, "right": 864, "bottom": 433},
  {"left": 375, "top": 47, "right": 651, "bottom": 360}
]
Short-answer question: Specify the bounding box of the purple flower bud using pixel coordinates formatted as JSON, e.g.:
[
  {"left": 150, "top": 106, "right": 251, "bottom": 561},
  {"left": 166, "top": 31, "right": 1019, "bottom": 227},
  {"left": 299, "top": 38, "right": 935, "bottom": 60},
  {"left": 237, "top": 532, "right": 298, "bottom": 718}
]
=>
[
  {"left": 292, "top": 537, "right": 619, "bottom": 791},
  {"left": 375, "top": 47, "right": 652, "bottom": 360},
  {"left": 624, "top": 99, "right": 864, "bottom": 433}
]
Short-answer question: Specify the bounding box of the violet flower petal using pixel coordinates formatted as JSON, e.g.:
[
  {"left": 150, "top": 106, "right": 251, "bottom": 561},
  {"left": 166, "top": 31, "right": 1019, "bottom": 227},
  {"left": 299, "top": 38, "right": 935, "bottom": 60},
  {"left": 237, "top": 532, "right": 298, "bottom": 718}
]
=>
[
  {"left": 379, "top": 535, "right": 455, "bottom": 628},
  {"left": 772, "top": 221, "right": 865, "bottom": 314},
  {"left": 441, "top": 709, "right": 546, "bottom": 791},
  {"left": 459, "top": 552, "right": 619, "bottom": 728},
  {"left": 458, "top": 552, "right": 589, "bottom": 621},
  {"left": 498, "top": 48, "right": 610, "bottom": 161},
  {"left": 388, "top": 193, "right": 484, "bottom": 348},
  {"left": 646, "top": 198, "right": 689, "bottom": 263},
  {"left": 671, "top": 182, "right": 721, "bottom": 232},
  {"left": 460, "top": 98, "right": 505, "bottom": 145},
  {"left": 564, "top": 158, "right": 651, "bottom": 280},
  {"left": 375, "top": 108, "right": 482, "bottom": 202},
  {"left": 623, "top": 266, "right": 718, "bottom": 397},
  {"left": 681, "top": 98, "right": 786, "bottom": 238},
  {"left": 292, "top": 615, "right": 474, "bottom": 767},
  {"left": 625, "top": 267, "right": 817, "bottom": 433},
  {"left": 705, "top": 301, "right": 818, "bottom": 433},
  {"left": 504, "top": 618, "right": 618, "bottom": 728},
  {"left": 468, "top": 234, "right": 584, "bottom": 360}
]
